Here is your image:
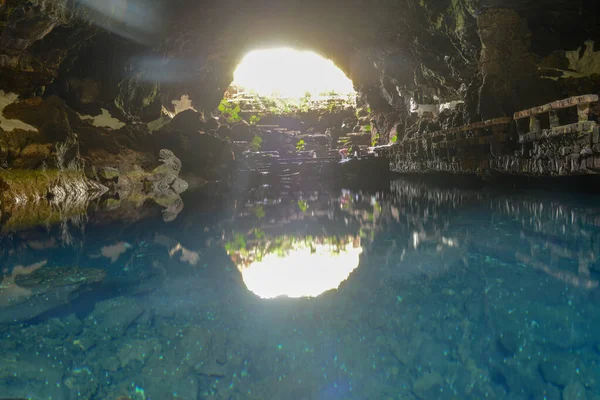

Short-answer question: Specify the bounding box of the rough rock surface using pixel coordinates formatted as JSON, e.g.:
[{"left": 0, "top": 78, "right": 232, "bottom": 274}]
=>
[
  {"left": 0, "top": 263, "right": 106, "bottom": 324},
  {"left": 0, "top": 0, "right": 598, "bottom": 178}
]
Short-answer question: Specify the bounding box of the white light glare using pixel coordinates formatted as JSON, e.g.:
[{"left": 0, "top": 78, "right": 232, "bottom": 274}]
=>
[{"left": 232, "top": 48, "right": 356, "bottom": 99}]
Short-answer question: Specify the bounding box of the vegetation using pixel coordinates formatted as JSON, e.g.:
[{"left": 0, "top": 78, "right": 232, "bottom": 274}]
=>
[
  {"left": 216, "top": 89, "right": 356, "bottom": 122},
  {"left": 296, "top": 140, "right": 306, "bottom": 151},
  {"left": 217, "top": 99, "right": 242, "bottom": 123},
  {"left": 226, "top": 233, "right": 357, "bottom": 264},
  {"left": 371, "top": 133, "right": 380, "bottom": 147},
  {"left": 297, "top": 200, "right": 309, "bottom": 212},
  {"left": 374, "top": 200, "right": 382, "bottom": 214},
  {"left": 254, "top": 205, "right": 265, "bottom": 219},
  {"left": 225, "top": 233, "right": 247, "bottom": 253},
  {"left": 250, "top": 135, "right": 263, "bottom": 151},
  {"left": 249, "top": 115, "right": 261, "bottom": 125}
]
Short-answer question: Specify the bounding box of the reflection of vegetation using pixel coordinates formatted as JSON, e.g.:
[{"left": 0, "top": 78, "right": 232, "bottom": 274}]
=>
[
  {"left": 226, "top": 234, "right": 360, "bottom": 266},
  {"left": 225, "top": 233, "right": 247, "bottom": 253},
  {"left": 254, "top": 205, "right": 265, "bottom": 219},
  {"left": 297, "top": 200, "right": 309, "bottom": 212},
  {"left": 374, "top": 201, "right": 382, "bottom": 214},
  {"left": 250, "top": 135, "right": 263, "bottom": 151},
  {"left": 249, "top": 115, "right": 261, "bottom": 125},
  {"left": 296, "top": 140, "right": 306, "bottom": 151}
]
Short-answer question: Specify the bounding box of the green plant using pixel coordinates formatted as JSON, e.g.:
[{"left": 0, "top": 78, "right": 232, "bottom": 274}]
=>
[
  {"left": 299, "top": 93, "right": 312, "bottom": 113},
  {"left": 218, "top": 99, "right": 242, "bottom": 123},
  {"left": 249, "top": 115, "right": 261, "bottom": 125},
  {"left": 371, "top": 133, "right": 380, "bottom": 147},
  {"left": 250, "top": 135, "right": 263, "bottom": 151},
  {"left": 364, "top": 124, "right": 372, "bottom": 133},
  {"left": 296, "top": 140, "right": 306, "bottom": 151},
  {"left": 391, "top": 135, "right": 398, "bottom": 143},
  {"left": 254, "top": 205, "right": 265, "bottom": 219},
  {"left": 297, "top": 200, "right": 309, "bottom": 212}
]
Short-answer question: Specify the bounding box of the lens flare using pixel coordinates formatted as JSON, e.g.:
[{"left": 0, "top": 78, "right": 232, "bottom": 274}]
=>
[{"left": 232, "top": 48, "right": 355, "bottom": 99}]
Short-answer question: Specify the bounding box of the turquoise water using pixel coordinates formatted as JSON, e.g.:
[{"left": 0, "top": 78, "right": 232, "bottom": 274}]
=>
[{"left": 1, "top": 178, "right": 600, "bottom": 399}]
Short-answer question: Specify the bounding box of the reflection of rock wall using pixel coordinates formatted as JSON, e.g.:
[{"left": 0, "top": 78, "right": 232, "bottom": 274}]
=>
[
  {"left": 90, "top": 148, "right": 188, "bottom": 223},
  {"left": 0, "top": 169, "right": 107, "bottom": 232},
  {"left": 0, "top": 149, "right": 189, "bottom": 234},
  {"left": 388, "top": 179, "right": 600, "bottom": 288}
]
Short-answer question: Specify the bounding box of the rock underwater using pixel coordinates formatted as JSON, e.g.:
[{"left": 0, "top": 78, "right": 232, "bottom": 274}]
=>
[{"left": 0, "top": 261, "right": 107, "bottom": 324}]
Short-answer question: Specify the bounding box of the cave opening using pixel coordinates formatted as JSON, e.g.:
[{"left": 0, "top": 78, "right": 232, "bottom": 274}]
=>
[
  {"left": 230, "top": 48, "right": 355, "bottom": 100},
  {"left": 214, "top": 47, "right": 373, "bottom": 159}
]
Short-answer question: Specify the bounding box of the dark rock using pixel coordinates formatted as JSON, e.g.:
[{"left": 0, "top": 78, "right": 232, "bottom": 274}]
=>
[
  {"left": 97, "top": 166, "right": 119, "bottom": 182},
  {"left": 498, "top": 331, "right": 521, "bottom": 356},
  {"left": 3, "top": 96, "right": 80, "bottom": 142},
  {"left": 114, "top": 75, "right": 162, "bottom": 122},
  {"left": 166, "top": 109, "right": 206, "bottom": 133},
  {"left": 217, "top": 124, "right": 232, "bottom": 138},
  {"left": 540, "top": 355, "right": 579, "bottom": 387},
  {"left": 562, "top": 382, "right": 587, "bottom": 400},
  {"left": 230, "top": 121, "right": 254, "bottom": 142},
  {"left": 86, "top": 297, "right": 145, "bottom": 339},
  {"left": 206, "top": 116, "right": 220, "bottom": 130},
  {"left": 11, "top": 143, "right": 52, "bottom": 168},
  {"left": 195, "top": 361, "right": 226, "bottom": 377},
  {"left": 0, "top": 263, "right": 106, "bottom": 324}
]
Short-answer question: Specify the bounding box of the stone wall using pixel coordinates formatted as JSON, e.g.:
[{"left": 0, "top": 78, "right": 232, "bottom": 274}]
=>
[{"left": 388, "top": 95, "right": 600, "bottom": 176}]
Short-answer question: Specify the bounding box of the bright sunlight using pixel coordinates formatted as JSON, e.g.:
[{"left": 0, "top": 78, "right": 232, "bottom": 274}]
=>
[{"left": 231, "top": 48, "right": 356, "bottom": 99}]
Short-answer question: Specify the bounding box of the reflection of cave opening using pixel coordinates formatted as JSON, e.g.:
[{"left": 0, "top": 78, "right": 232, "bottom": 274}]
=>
[
  {"left": 228, "top": 235, "right": 363, "bottom": 299},
  {"left": 230, "top": 48, "right": 356, "bottom": 100}
]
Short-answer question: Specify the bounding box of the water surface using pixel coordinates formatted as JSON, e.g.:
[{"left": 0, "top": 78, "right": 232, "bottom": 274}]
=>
[{"left": 1, "top": 178, "right": 600, "bottom": 399}]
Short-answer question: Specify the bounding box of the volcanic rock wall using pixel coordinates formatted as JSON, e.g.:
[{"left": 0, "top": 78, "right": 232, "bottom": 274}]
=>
[{"left": 0, "top": 0, "right": 599, "bottom": 177}]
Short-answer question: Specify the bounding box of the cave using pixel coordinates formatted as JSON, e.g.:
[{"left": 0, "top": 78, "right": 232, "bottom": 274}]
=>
[{"left": 1, "top": 1, "right": 600, "bottom": 399}]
